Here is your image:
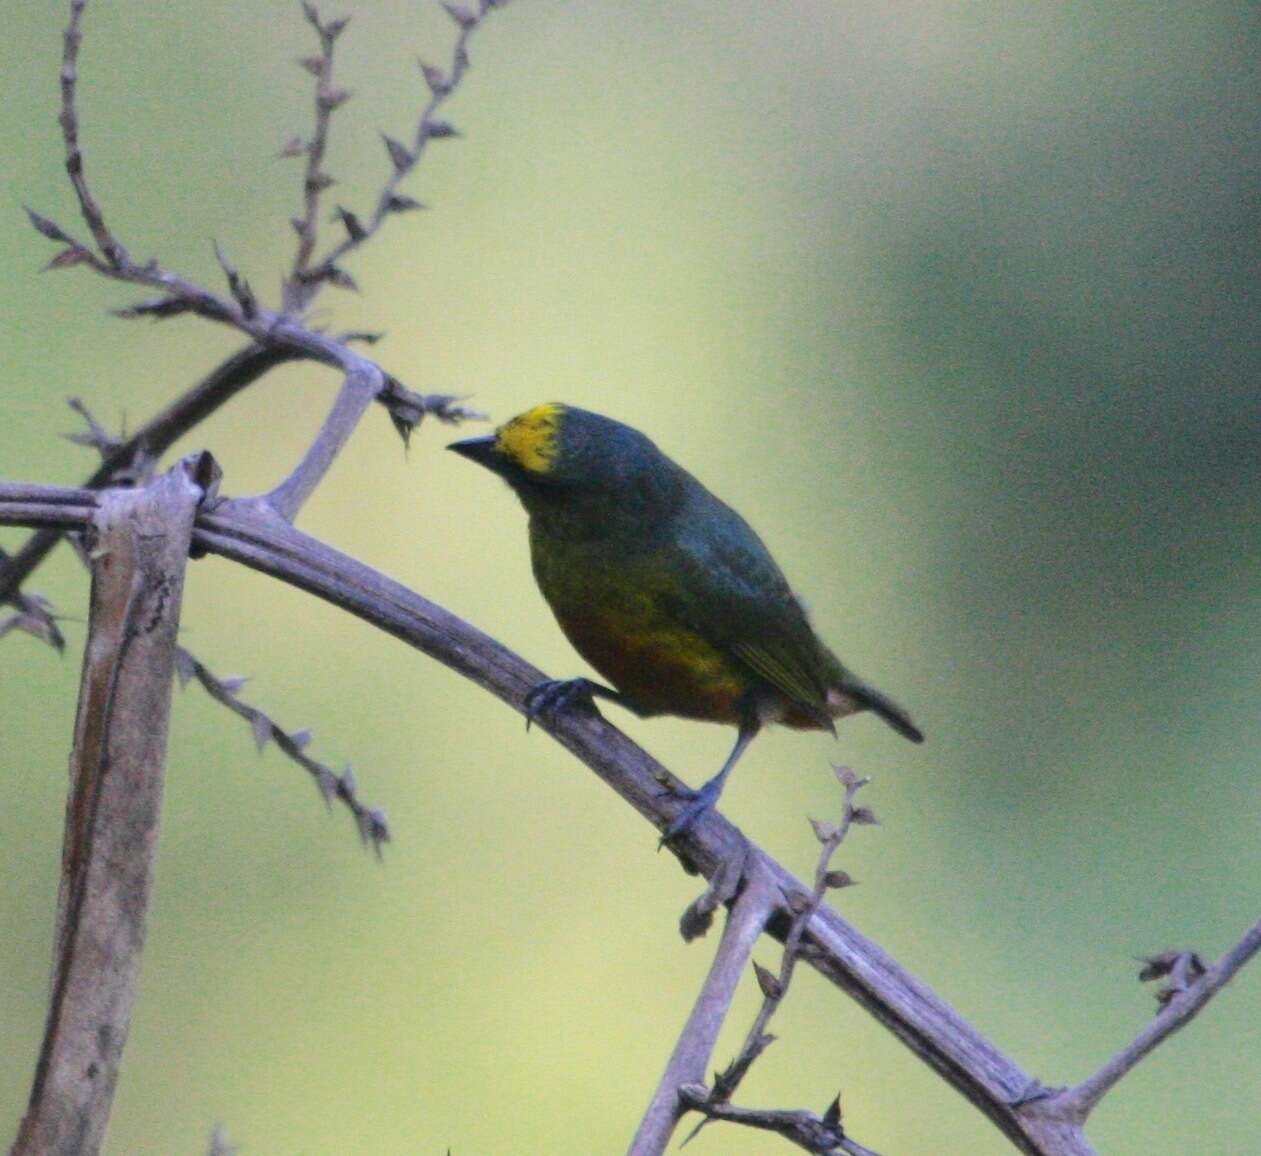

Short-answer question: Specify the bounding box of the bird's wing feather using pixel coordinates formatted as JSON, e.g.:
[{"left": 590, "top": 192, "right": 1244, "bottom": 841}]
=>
[{"left": 664, "top": 486, "right": 834, "bottom": 726}]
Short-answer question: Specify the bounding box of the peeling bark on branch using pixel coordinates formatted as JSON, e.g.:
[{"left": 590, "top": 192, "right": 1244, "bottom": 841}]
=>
[{"left": 11, "top": 459, "right": 208, "bottom": 1156}]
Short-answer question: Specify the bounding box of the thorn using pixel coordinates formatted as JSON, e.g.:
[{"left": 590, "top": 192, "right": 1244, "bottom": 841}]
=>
[
  {"left": 297, "top": 55, "right": 324, "bottom": 76},
  {"left": 251, "top": 712, "right": 273, "bottom": 752},
  {"left": 42, "top": 246, "right": 91, "bottom": 271},
  {"left": 753, "top": 961, "right": 783, "bottom": 1001},
  {"left": 822, "top": 1093, "right": 843, "bottom": 1131},
  {"left": 809, "top": 817, "right": 838, "bottom": 843},
  {"left": 422, "top": 120, "right": 459, "bottom": 140},
  {"left": 384, "top": 192, "right": 426, "bottom": 213},
  {"left": 419, "top": 60, "right": 451, "bottom": 95},
  {"left": 25, "top": 207, "right": 74, "bottom": 244},
  {"left": 319, "top": 85, "right": 352, "bottom": 110},
  {"left": 442, "top": 2, "right": 479, "bottom": 28},
  {"left": 174, "top": 649, "right": 197, "bottom": 688},
  {"left": 324, "top": 266, "right": 359, "bottom": 292},
  {"left": 278, "top": 135, "right": 308, "bottom": 158},
  {"left": 333, "top": 205, "right": 366, "bottom": 241},
  {"left": 382, "top": 133, "right": 414, "bottom": 174},
  {"left": 112, "top": 296, "right": 191, "bottom": 320}
]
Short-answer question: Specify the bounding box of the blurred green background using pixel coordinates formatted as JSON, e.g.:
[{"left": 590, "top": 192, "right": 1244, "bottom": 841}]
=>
[{"left": 2, "top": 2, "right": 1258, "bottom": 1153}]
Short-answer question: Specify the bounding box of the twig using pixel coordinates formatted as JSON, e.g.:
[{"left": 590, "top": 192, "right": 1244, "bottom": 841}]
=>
[
  {"left": 0, "top": 561, "right": 65, "bottom": 652},
  {"left": 33, "top": 0, "right": 448, "bottom": 527},
  {"left": 0, "top": 352, "right": 476, "bottom": 611},
  {"left": 284, "top": 3, "right": 352, "bottom": 311},
  {"left": 293, "top": 0, "right": 506, "bottom": 309},
  {"left": 1043, "top": 920, "right": 1261, "bottom": 1121},
  {"left": 730, "top": 771, "right": 870, "bottom": 1102},
  {"left": 677, "top": 1087, "right": 880, "bottom": 1156},
  {"left": 627, "top": 864, "right": 776, "bottom": 1156},
  {"left": 681, "top": 769, "right": 873, "bottom": 1148},
  {"left": 174, "top": 648, "right": 389, "bottom": 854},
  {"left": 5, "top": 486, "right": 1260, "bottom": 1156},
  {"left": 11, "top": 458, "right": 209, "bottom": 1156},
  {"left": 9, "top": 1, "right": 491, "bottom": 616}
]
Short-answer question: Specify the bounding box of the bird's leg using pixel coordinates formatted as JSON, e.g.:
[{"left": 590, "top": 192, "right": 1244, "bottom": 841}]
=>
[
  {"left": 663, "top": 717, "right": 760, "bottom": 841},
  {"left": 523, "top": 676, "right": 625, "bottom": 730}
]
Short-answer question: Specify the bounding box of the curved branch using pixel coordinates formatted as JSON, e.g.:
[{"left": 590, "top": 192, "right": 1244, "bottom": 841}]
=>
[
  {"left": 0, "top": 346, "right": 291, "bottom": 608},
  {"left": 4, "top": 484, "right": 1258, "bottom": 1156}
]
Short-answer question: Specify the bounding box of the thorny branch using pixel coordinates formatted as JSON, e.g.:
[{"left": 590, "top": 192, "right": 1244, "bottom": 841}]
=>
[
  {"left": 4, "top": 483, "right": 1258, "bottom": 1155},
  {"left": 28, "top": 0, "right": 485, "bottom": 534},
  {"left": 286, "top": 0, "right": 503, "bottom": 311},
  {"left": 0, "top": 352, "right": 476, "bottom": 617},
  {"left": 8, "top": 0, "right": 490, "bottom": 620},
  {"left": 678, "top": 768, "right": 878, "bottom": 1153},
  {"left": 628, "top": 865, "right": 776, "bottom": 1156},
  {"left": 677, "top": 1087, "right": 880, "bottom": 1156},
  {"left": 174, "top": 648, "right": 389, "bottom": 853},
  {"left": 285, "top": 3, "right": 351, "bottom": 309}
]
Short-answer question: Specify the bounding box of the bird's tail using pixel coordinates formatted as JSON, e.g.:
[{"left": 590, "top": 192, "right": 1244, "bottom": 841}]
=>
[{"left": 840, "top": 676, "right": 924, "bottom": 744}]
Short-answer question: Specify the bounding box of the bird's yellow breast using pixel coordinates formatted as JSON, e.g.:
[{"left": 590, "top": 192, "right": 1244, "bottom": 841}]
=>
[{"left": 531, "top": 544, "right": 747, "bottom": 722}]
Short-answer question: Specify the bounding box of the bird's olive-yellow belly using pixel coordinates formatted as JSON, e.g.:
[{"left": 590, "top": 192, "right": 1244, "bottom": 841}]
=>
[
  {"left": 558, "top": 603, "right": 747, "bottom": 721},
  {"left": 533, "top": 545, "right": 746, "bottom": 721}
]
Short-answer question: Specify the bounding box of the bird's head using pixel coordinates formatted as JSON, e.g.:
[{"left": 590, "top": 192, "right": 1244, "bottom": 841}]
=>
[
  {"left": 448, "top": 403, "right": 665, "bottom": 488},
  {"left": 449, "top": 403, "right": 686, "bottom": 532}
]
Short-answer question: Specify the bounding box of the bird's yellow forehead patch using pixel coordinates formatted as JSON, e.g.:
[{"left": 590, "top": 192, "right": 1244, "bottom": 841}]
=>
[{"left": 496, "top": 403, "right": 564, "bottom": 473}]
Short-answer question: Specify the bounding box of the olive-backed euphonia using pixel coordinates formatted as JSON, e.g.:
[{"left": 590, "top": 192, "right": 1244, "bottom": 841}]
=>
[{"left": 449, "top": 404, "right": 922, "bottom": 837}]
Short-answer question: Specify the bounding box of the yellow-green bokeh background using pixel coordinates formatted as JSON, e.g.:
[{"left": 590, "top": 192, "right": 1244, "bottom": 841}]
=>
[{"left": 2, "top": 3, "right": 1259, "bottom": 1153}]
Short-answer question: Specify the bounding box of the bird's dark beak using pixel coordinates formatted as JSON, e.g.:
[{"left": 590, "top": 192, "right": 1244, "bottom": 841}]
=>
[{"left": 446, "top": 434, "right": 501, "bottom": 470}]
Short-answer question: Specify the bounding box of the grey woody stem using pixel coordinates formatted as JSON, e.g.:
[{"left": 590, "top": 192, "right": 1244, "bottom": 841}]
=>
[
  {"left": 2, "top": 482, "right": 1257, "bottom": 1156},
  {"left": 263, "top": 359, "right": 382, "bottom": 521},
  {"left": 627, "top": 866, "right": 776, "bottom": 1156},
  {"left": 11, "top": 459, "right": 208, "bottom": 1156}
]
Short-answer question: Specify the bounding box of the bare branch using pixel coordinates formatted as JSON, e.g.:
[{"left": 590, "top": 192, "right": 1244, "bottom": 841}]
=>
[
  {"left": 297, "top": 0, "right": 505, "bottom": 300},
  {"left": 628, "top": 863, "right": 775, "bottom": 1156},
  {"left": 1048, "top": 919, "right": 1261, "bottom": 1120},
  {"left": 0, "top": 561, "right": 65, "bottom": 652},
  {"left": 676, "top": 771, "right": 875, "bottom": 1147},
  {"left": 0, "top": 350, "right": 478, "bottom": 612},
  {"left": 263, "top": 359, "right": 379, "bottom": 521},
  {"left": 57, "top": 1, "right": 124, "bottom": 268},
  {"left": 12, "top": 458, "right": 208, "bottom": 1156},
  {"left": 284, "top": 4, "right": 351, "bottom": 310},
  {"left": 708, "top": 769, "right": 873, "bottom": 1115},
  {"left": 678, "top": 1086, "right": 881, "bottom": 1156},
  {"left": 4, "top": 485, "right": 1258, "bottom": 1156},
  {"left": 175, "top": 648, "right": 389, "bottom": 853}
]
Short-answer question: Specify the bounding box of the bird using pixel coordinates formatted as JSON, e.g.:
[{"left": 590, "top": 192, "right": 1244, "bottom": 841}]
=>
[{"left": 448, "top": 403, "right": 922, "bottom": 838}]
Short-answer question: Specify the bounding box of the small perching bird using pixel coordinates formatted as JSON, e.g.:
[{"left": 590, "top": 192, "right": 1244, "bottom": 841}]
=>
[{"left": 449, "top": 404, "right": 922, "bottom": 837}]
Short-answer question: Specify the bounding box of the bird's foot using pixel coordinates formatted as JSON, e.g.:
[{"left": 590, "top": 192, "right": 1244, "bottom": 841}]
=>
[
  {"left": 660, "top": 779, "right": 722, "bottom": 844},
  {"left": 524, "top": 677, "right": 602, "bottom": 731}
]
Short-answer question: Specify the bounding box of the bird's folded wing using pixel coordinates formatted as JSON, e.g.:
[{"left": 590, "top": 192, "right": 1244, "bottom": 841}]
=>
[{"left": 668, "top": 494, "right": 833, "bottom": 727}]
